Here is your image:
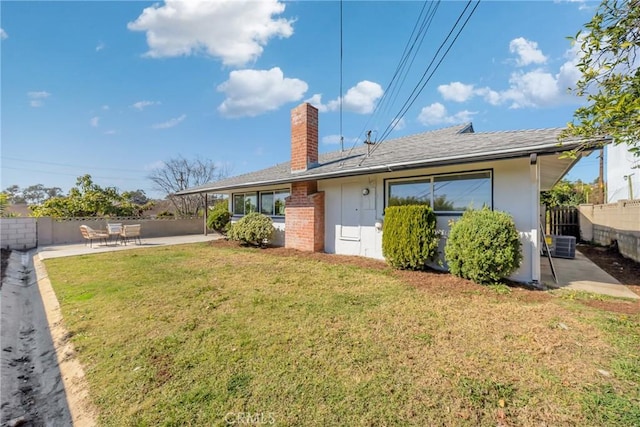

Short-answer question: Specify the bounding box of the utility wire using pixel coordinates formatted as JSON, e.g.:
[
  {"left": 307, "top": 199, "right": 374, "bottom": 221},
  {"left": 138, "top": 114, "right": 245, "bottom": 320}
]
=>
[
  {"left": 343, "top": 0, "right": 439, "bottom": 159},
  {"left": 363, "top": 0, "right": 481, "bottom": 163},
  {"left": 1, "top": 156, "right": 146, "bottom": 173}
]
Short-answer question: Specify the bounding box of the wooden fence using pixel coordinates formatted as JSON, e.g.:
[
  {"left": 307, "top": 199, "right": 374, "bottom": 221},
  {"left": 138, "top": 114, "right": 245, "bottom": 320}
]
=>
[{"left": 547, "top": 206, "right": 580, "bottom": 239}]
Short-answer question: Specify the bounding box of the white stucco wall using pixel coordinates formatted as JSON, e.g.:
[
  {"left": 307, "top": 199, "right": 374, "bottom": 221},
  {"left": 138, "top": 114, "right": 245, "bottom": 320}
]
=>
[
  {"left": 319, "top": 157, "right": 541, "bottom": 283},
  {"left": 227, "top": 156, "right": 549, "bottom": 283},
  {"left": 606, "top": 144, "right": 640, "bottom": 202}
]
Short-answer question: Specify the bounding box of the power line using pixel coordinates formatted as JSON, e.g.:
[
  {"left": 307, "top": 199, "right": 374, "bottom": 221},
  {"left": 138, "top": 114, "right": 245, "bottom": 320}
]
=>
[
  {"left": 344, "top": 0, "right": 441, "bottom": 159},
  {"left": 362, "top": 0, "right": 481, "bottom": 163},
  {"left": 373, "top": 0, "right": 481, "bottom": 151},
  {"left": 1, "top": 156, "right": 146, "bottom": 173}
]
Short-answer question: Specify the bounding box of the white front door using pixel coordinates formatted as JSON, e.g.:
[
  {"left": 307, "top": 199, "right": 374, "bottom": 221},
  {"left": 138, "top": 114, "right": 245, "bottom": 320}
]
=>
[{"left": 340, "top": 182, "right": 361, "bottom": 240}]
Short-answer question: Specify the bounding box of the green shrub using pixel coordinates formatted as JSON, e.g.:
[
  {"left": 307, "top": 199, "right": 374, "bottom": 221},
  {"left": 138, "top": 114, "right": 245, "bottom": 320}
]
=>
[
  {"left": 445, "top": 207, "right": 522, "bottom": 284},
  {"left": 382, "top": 205, "right": 440, "bottom": 270},
  {"left": 156, "top": 210, "right": 175, "bottom": 218},
  {"left": 227, "top": 212, "right": 274, "bottom": 247},
  {"left": 207, "top": 200, "right": 231, "bottom": 233}
]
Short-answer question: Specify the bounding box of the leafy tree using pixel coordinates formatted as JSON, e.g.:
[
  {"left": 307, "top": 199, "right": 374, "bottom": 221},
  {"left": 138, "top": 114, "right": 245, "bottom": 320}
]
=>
[
  {"left": 3, "top": 185, "right": 25, "bottom": 204},
  {"left": 30, "top": 174, "right": 152, "bottom": 218},
  {"left": 562, "top": 0, "right": 640, "bottom": 155},
  {"left": 148, "top": 156, "right": 227, "bottom": 218},
  {"left": 22, "top": 184, "right": 47, "bottom": 204},
  {"left": 123, "top": 189, "right": 150, "bottom": 205},
  {"left": 541, "top": 179, "right": 595, "bottom": 207}
]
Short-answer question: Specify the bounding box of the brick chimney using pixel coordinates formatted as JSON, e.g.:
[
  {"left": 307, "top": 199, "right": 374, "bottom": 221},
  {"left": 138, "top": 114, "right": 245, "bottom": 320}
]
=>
[{"left": 291, "top": 103, "right": 318, "bottom": 172}]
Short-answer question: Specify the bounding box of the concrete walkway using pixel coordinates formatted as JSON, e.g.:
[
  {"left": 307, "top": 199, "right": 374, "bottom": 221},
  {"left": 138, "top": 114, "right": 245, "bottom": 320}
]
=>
[
  {"left": 541, "top": 250, "right": 639, "bottom": 300},
  {"left": 37, "top": 234, "right": 222, "bottom": 260}
]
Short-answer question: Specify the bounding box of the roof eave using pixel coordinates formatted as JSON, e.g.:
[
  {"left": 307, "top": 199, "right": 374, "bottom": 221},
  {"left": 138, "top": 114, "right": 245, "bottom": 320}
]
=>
[{"left": 177, "top": 138, "right": 605, "bottom": 195}]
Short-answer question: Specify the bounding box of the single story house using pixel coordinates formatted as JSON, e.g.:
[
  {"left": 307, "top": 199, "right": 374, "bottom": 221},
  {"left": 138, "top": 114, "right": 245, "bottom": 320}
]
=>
[{"left": 179, "top": 103, "right": 606, "bottom": 284}]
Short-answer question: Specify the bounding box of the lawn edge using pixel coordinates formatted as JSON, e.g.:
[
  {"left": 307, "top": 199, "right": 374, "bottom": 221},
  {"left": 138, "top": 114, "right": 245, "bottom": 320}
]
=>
[{"left": 34, "top": 254, "right": 98, "bottom": 427}]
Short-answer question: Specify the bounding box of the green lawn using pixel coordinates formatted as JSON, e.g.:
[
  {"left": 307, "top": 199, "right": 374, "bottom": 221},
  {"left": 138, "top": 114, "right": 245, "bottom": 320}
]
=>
[{"left": 45, "top": 243, "right": 640, "bottom": 426}]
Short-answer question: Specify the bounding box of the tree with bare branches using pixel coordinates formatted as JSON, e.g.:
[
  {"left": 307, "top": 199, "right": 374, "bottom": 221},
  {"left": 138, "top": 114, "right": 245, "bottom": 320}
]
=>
[{"left": 148, "top": 156, "right": 227, "bottom": 218}]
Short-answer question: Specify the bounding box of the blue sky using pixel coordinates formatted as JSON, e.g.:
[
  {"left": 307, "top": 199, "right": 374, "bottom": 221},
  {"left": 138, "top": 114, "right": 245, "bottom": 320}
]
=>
[{"left": 1, "top": 0, "right": 601, "bottom": 199}]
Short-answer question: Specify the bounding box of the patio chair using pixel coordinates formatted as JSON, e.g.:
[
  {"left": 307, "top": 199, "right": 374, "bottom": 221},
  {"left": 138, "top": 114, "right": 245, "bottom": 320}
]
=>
[
  {"left": 79, "top": 225, "right": 109, "bottom": 248},
  {"left": 120, "top": 224, "right": 142, "bottom": 245},
  {"left": 106, "top": 223, "right": 123, "bottom": 245}
]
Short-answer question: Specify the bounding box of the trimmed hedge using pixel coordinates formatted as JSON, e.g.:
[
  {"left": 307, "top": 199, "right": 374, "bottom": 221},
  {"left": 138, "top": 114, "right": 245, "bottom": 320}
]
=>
[
  {"left": 207, "top": 200, "right": 231, "bottom": 233},
  {"left": 382, "top": 205, "right": 440, "bottom": 270},
  {"left": 227, "top": 212, "right": 274, "bottom": 247},
  {"left": 445, "top": 207, "right": 522, "bottom": 284}
]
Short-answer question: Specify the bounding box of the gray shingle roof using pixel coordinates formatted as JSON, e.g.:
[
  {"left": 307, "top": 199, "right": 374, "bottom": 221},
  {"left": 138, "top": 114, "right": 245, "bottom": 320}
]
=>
[{"left": 178, "top": 123, "right": 604, "bottom": 194}]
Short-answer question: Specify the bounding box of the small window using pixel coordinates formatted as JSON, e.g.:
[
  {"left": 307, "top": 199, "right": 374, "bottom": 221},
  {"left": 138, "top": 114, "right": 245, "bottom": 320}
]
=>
[
  {"left": 260, "top": 189, "right": 289, "bottom": 216},
  {"left": 233, "top": 192, "right": 257, "bottom": 215}
]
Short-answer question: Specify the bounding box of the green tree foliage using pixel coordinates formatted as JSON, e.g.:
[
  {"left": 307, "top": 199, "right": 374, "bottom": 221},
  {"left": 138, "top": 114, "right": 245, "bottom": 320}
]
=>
[
  {"left": 562, "top": 0, "right": 640, "bottom": 155},
  {"left": 382, "top": 205, "right": 440, "bottom": 270},
  {"left": 30, "top": 175, "right": 153, "bottom": 218},
  {"left": 2, "top": 184, "right": 64, "bottom": 204},
  {"left": 207, "top": 199, "right": 231, "bottom": 233},
  {"left": 227, "top": 212, "right": 274, "bottom": 247},
  {"left": 445, "top": 208, "right": 522, "bottom": 285},
  {"left": 540, "top": 179, "right": 595, "bottom": 207}
]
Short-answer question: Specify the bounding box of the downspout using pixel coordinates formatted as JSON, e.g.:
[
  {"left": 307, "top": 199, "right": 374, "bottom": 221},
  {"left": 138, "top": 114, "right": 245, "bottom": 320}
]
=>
[{"left": 530, "top": 153, "right": 541, "bottom": 284}]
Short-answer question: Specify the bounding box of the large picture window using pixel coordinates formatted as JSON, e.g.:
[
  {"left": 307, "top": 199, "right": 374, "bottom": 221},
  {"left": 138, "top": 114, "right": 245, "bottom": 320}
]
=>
[
  {"left": 387, "top": 171, "right": 491, "bottom": 213},
  {"left": 233, "top": 189, "right": 289, "bottom": 217}
]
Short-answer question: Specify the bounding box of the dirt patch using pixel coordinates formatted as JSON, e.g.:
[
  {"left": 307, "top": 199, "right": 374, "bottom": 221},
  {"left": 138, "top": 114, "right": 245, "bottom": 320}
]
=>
[
  {"left": 210, "top": 239, "right": 551, "bottom": 304},
  {"left": 576, "top": 243, "right": 640, "bottom": 314},
  {"left": 577, "top": 243, "right": 640, "bottom": 287}
]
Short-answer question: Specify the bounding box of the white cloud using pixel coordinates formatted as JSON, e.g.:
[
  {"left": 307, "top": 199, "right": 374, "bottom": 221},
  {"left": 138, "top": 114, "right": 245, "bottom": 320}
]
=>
[
  {"left": 128, "top": 0, "right": 293, "bottom": 67},
  {"left": 152, "top": 114, "right": 186, "bottom": 129},
  {"left": 304, "top": 94, "right": 328, "bottom": 113},
  {"left": 1, "top": 28, "right": 7, "bottom": 40},
  {"left": 131, "top": 100, "right": 160, "bottom": 111},
  {"left": 306, "top": 81, "right": 384, "bottom": 115},
  {"left": 96, "top": 42, "right": 105, "bottom": 52},
  {"left": 509, "top": 37, "right": 547, "bottom": 67},
  {"left": 27, "top": 91, "right": 51, "bottom": 107},
  {"left": 90, "top": 116, "right": 100, "bottom": 127},
  {"left": 104, "top": 130, "right": 117, "bottom": 135},
  {"left": 438, "top": 82, "right": 475, "bottom": 102},
  {"left": 437, "top": 39, "right": 581, "bottom": 109},
  {"left": 418, "top": 103, "right": 476, "bottom": 126},
  {"left": 102, "top": 105, "right": 110, "bottom": 111},
  {"left": 217, "top": 67, "right": 307, "bottom": 118}
]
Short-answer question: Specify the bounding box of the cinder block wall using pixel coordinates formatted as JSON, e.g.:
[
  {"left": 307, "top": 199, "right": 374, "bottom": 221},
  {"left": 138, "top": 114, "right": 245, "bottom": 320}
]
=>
[
  {"left": 0, "top": 218, "right": 37, "bottom": 250},
  {"left": 579, "top": 201, "right": 640, "bottom": 262}
]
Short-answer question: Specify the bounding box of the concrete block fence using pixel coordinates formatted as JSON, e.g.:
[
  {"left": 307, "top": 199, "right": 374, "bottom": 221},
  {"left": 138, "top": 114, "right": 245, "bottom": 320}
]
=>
[
  {"left": 0, "top": 218, "right": 37, "bottom": 250},
  {"left": 1, "top": 217, "right": 205, "bottom": 250},
  {"left": 579, "top": 200, "right": 640, "bottom": 263}
]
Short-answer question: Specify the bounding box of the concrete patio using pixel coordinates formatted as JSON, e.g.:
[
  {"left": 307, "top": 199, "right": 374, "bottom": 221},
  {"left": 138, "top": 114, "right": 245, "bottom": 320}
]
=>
[
  {"left": 541, "top": 250, "right": 639, "bottom": 300},
  {"left": 37, "top": 233, "right": 222, "bottom": 260}
]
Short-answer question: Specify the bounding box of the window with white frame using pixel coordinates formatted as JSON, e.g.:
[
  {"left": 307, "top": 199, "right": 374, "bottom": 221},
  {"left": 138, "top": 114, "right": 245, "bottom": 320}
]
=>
[
  {"left": 387, "top": 171, "right": 492, "bottom": 213},
  {"left": 232, "top": 189, "right": 289, "bottom": 216}
]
